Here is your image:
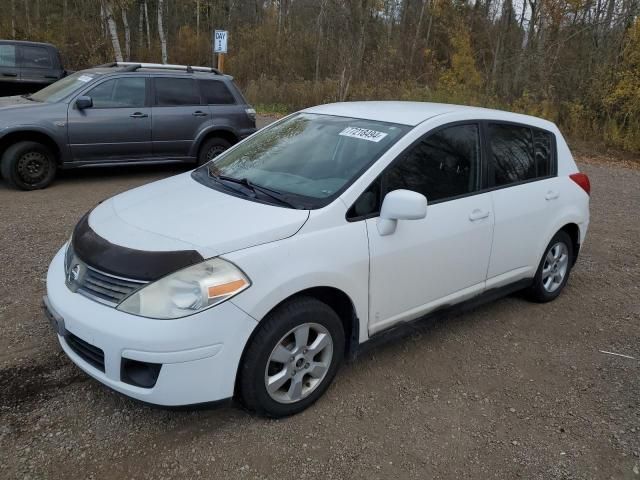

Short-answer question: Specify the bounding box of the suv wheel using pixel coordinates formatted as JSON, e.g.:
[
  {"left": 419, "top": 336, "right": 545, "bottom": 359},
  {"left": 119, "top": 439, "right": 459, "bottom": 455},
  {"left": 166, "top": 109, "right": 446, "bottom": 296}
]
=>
[
  {"left": 198, "top": 137, "right": 231, "bottom": 166},
  {"left": 527, "top": 230, "right": 573, "bottom": 303},
  {"left": 1, "top": 141, "right": 57, "bottom": 190},
  {"left": 238, "top": 297, "right": 345, "bottom": 418}
]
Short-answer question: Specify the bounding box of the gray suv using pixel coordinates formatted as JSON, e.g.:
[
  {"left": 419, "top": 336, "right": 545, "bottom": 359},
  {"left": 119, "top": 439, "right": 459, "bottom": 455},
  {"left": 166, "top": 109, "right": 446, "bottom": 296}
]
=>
[{"left": 0, "top": 62, "right": 256, "bottom": 190}]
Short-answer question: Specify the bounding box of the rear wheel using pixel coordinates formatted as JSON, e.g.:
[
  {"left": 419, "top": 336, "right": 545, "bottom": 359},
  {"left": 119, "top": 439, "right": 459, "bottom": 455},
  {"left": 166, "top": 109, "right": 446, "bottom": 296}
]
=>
[
  {"left": 527, "top": 230, "right": 573, "bottom": 302},
  {"left": 197, "top": 137, "right": 231, "bottom": 166},
  {"left": 238, "top": 297, "right": 345, "bottom": 418},
  {"left": 1, "top": 141, "right": 57, "bottom": 190}
]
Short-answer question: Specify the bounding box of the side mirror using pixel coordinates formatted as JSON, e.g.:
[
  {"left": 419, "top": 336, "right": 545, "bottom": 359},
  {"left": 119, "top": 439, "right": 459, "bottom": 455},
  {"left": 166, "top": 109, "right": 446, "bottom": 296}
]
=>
[
  {"left": 75, "top": 96, "right": 93, "bottom": 110},
  {"left": 377, "top": 189, "right": 427, "bottom": 236}
]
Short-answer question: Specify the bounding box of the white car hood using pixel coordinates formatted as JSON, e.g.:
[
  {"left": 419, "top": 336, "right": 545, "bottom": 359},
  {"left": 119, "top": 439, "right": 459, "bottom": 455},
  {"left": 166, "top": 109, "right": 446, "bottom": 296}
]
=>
[{"left": 88, "top": 172, "right": 310, "bottom": 258}]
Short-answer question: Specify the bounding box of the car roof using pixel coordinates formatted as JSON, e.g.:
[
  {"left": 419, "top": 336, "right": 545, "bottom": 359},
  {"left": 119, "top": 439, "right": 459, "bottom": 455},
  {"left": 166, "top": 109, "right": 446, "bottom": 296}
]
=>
[
  {"left": 0, "top": 39, "right": 56, "bottom": 48},
  {"left": 79, "top": 67, "right": 232, "bottom": 80},
  {"left": 303, "top": 101, "right": 556, "bottom": 129}
]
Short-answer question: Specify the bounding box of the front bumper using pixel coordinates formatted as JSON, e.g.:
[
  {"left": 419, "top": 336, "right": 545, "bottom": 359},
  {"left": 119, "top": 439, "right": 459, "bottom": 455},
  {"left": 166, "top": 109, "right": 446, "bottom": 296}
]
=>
[{"left": 45, "top": 247, "right": 258, "bottom": 406}]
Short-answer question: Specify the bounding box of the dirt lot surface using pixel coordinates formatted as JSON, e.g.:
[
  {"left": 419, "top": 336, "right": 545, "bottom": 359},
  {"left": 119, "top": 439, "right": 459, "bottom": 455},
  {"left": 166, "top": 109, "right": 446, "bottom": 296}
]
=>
[{"left": 0, "top": 119, "right": 638, "bottom": 479}]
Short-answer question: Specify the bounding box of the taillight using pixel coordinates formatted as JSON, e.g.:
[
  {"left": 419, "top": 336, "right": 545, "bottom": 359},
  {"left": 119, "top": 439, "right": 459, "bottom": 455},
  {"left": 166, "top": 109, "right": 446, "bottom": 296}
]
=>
[
  {"left": 245, "top": 107, "right": 256, "bottom": 123},
  {"left": 570, "top": 173, "right": 590, "bottom": 196}
]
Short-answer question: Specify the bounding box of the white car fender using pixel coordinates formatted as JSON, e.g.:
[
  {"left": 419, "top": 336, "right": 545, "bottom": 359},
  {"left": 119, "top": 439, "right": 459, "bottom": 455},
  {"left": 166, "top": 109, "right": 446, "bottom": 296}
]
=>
[{"left": 225, "top": 204, "right": 371, "bottom": 344}]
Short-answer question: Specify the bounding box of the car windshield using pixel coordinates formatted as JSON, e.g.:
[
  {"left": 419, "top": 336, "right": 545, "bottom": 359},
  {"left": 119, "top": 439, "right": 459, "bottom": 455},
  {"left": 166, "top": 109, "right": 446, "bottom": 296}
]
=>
[
  {"left": 192, "top": 113, "right": 410, "bottom": 209},
  {"left": 30, "top": 72, "right": 98, "bottom": 103}
]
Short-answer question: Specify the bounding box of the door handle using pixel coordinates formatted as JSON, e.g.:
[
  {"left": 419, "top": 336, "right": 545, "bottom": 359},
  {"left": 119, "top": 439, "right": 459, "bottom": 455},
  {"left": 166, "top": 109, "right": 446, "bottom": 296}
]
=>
[
  {"left": 130, "top": 112, "right": 148, "bottom": 118},
  {"left": 2, "top": 72, "right": 18, "bottom": 77},
  {"left": 192, "top": 111, "right": 208, "bottom": 117},
  {"left": 469, "top": 209, "right": 490, "bottom": 221},
  {"left": 545, "top": 191, "right": 559, "bottom": 201}
]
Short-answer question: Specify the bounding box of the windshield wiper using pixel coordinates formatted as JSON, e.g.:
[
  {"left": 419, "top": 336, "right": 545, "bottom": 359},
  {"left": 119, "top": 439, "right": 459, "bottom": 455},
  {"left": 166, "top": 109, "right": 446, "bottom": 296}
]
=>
[
  {"left": 218, "top": 175, "right": 299, "bottom": 209},
  {"left": 208, "top": 170, "right": 299, "bottom": 209}
]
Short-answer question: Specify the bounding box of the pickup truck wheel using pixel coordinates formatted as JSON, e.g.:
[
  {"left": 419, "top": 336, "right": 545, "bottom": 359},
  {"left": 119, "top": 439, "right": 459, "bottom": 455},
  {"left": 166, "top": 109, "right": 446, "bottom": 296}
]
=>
[
  {"left": 1, "top": 141, "right": 57, "bottom": 190},
  {"left": 197, "top": 137, "right": 231, "bottom": 166},
  {"left": 238, "top": 297, "right": 345, "bottom": 418}
]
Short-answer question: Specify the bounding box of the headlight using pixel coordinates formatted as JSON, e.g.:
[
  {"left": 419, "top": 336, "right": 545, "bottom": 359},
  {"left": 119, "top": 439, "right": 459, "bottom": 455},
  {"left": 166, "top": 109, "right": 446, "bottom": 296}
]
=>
[
  {"left": 64, "top": 237, "right": 73, "bottom": 273},
  {"left": 117, "top": 258, "right": 250, "bottom": 319}
]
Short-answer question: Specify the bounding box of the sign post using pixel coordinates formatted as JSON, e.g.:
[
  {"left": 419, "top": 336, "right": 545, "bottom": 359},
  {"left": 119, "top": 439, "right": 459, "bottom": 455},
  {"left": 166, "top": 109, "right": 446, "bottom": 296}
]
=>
[{"left": 213, "top": 30, "right": 228, "bottom": 72}]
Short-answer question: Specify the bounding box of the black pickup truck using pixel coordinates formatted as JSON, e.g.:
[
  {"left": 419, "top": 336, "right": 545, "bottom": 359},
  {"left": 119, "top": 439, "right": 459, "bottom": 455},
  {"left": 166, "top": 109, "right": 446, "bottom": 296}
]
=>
[{"left": 0, "top": 40, "right": 66, "bottom": 96}]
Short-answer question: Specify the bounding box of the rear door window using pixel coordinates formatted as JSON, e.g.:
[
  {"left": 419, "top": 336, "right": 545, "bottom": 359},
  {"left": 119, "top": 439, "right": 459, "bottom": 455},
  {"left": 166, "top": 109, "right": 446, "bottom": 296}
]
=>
[
  {"left": 488, "top": 123, "right": 555, "bottom": 186},
  {"left": 200, "top": 80, "right": 236, "bottom": 104},
  {"left": 0, "top": 45, "right": 16, "bottom": 67},
  {"left": 20, "top": 46, "right": 52, "bottom": 69},
  {"left": 154, "top": 78, "right": 200, "bottom": 106},
  {"left": 488, "top": 124, "right": 535, "bottom": 186}
]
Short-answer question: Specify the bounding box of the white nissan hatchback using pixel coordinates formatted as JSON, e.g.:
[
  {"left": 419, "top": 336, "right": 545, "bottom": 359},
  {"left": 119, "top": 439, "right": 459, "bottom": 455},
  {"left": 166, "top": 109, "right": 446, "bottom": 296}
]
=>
[{"left": 45, "top": 102, "right": 590, "bottom": 417}]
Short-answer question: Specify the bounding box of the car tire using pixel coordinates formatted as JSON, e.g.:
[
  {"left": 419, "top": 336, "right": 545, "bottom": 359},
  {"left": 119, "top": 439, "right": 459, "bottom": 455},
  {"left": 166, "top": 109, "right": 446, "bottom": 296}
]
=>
[
  {"left": 197, "top": 137, "right": 231, "bottom": 166},
  {"left": 1, "top": 141, "right": 57, "bottom": 190},
  {"left": 527, "top": 230, "right": 573, "bottom": 303},
  {"left": 238, "top": 296, "right": 345, "bottom": 418}
]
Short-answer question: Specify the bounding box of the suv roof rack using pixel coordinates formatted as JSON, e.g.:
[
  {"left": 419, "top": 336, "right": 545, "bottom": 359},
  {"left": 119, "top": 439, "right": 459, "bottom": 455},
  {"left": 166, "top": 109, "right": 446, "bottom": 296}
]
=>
[
  {"left": 96, "top": 62, "right": 141, "bottom": 72},
  {"left": 102, "top": 62, "right": 221, "bottom": 75}
]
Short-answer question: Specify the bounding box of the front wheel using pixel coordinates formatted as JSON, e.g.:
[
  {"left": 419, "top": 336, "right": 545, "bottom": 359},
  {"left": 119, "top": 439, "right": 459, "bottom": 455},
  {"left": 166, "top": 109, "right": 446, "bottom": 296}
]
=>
[
  {"left": 1, "top": 141, "right": 57, "bottom": 190},
  {"left": 238, "top": 297, "right": 345, "bottom": 418},
  {"left": 527, "top": 230, "right": 573, "bottom": 303}
]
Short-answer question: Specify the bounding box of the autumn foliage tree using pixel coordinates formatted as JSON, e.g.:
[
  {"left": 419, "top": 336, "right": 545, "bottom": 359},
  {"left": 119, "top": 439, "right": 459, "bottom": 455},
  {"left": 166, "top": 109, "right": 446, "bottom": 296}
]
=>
[
  {"left": 438, "top": 27, "right": 483, "bottom": 101},
  {"left": 605, "top": 18, "right": 640, "bottom": 151},
  {"left": 1, "top": 0, "right": 640, "bottom": 152}
]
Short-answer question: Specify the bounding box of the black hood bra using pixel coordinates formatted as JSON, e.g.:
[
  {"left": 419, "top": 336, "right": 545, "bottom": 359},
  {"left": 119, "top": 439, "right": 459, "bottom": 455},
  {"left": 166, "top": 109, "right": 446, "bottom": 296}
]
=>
[{"left": 71, "top": 211, "right": 204, "bottom": 282}]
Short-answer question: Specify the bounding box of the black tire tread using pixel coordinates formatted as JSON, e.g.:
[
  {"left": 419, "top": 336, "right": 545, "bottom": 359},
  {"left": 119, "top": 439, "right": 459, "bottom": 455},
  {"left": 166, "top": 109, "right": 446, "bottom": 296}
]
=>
[
  {"left": 197, "top": 137, "right": 231, "bottom": 166},
  {"left": 526, "top": 230, "right": 573, "bottom": 303},
  {"left": 1, "top": 141, "right": 56, "bottom": 190},
  {"left": 238, "top": 296, "right": 345, "bottom": 418}
]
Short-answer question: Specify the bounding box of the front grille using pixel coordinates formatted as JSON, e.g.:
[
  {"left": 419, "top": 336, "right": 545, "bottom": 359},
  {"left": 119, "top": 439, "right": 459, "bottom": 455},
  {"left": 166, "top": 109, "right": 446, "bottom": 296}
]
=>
[
  {"left": 78, "top": 266, "right": 145, "bottom": 305},
  {"left": 65, "top": 244, "right": 147, "bottom": 306},
  {"left": 65, "top": 333, "right": 105, "bottom": 372}
]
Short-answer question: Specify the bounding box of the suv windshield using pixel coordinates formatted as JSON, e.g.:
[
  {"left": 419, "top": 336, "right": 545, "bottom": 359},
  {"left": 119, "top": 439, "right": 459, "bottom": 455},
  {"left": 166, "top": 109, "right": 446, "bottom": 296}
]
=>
[
  {"left": 30, "top": 71, "right": 98, "bottom": 103},
  {"left": 192, "top": 113, "right": 409, "bottom": 209}
]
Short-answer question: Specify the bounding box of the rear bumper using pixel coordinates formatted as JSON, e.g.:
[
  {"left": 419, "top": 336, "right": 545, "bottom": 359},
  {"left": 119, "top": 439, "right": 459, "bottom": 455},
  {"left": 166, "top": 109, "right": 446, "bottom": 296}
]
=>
[{"left": 45, "top": 246, "right": 258, "bottom": 406}]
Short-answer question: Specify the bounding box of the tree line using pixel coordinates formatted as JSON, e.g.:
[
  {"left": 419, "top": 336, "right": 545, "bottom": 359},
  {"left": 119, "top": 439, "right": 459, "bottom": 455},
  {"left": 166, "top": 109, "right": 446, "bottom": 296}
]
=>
[{"left": 1, "top": 0, "right": 640, "bottom": 152}]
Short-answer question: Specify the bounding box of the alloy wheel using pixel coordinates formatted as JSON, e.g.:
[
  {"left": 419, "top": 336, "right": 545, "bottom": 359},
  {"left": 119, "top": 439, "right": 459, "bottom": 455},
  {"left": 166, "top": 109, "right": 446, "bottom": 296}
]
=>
[
  {"left": 541, "top": 242, "right": 569, "bottom": 293},
  {"left": 264, "top": 323, "right": 334, "bottom": 404}
]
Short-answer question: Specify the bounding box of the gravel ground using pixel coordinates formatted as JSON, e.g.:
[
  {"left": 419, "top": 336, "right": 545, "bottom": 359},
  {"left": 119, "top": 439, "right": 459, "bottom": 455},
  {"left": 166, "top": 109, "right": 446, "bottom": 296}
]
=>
[{"left": 0, "top": 121, "right": 638, "bottom": 479}]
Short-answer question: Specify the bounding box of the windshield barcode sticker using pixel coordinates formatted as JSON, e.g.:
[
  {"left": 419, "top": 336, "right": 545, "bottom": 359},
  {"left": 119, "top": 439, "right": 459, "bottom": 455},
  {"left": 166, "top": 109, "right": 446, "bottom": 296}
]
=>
[
  {"left": 77, "top": 75, "right": 93, "bottom": 83},
  {"left": 339, "top": 127, "right": 388, "bottom": 143}
]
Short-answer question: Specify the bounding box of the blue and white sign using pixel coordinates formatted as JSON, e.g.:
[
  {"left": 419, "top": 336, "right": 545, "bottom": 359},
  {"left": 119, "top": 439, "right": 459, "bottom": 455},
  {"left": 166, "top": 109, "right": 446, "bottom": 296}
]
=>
[{"left": 214, "top": 30, "right": 228, "bottom": 53}]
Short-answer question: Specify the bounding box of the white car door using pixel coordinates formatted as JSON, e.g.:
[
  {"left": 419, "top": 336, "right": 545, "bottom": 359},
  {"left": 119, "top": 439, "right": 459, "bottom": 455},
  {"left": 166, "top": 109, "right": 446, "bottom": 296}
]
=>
[
  {"left": 484, "top": 123, "right": 560, "bottom": 287},
  {"left": 362, "top": 123, "right": 494, "bottom": 335}
]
